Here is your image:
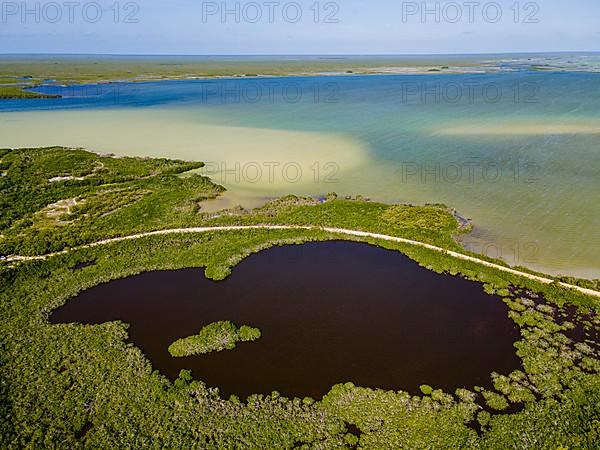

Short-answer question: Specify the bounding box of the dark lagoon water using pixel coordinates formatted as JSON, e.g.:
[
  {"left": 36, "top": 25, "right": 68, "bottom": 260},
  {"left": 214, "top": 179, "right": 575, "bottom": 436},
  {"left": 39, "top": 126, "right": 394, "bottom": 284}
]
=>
[{"left": 51, "top": 242, "right": 521, "bottom": 399}]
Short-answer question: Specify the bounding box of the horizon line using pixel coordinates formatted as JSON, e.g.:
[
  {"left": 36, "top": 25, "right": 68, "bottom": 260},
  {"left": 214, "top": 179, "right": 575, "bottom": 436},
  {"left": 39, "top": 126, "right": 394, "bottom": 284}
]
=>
[{"left": 1, "top": 50, "right": 600, "bottom": 58}]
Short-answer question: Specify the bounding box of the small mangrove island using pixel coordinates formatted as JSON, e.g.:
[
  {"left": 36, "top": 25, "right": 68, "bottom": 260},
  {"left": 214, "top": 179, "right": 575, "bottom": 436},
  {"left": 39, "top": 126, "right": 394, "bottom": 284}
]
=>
[{"left": 168, "top": 321, "right": 261, "bottom": 357}]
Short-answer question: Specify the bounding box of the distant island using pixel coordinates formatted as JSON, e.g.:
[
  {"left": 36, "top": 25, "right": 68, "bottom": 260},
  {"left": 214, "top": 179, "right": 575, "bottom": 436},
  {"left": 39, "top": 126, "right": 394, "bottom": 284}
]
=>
[{"left": 2, "top": 53, "right": 599, "bottom": 98}]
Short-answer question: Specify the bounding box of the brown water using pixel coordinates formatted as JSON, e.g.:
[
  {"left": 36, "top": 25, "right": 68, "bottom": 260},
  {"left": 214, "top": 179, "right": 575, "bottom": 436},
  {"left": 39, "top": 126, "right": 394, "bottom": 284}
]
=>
[{"left": 51, "top": 241, "right": 521, "bottom": 399}]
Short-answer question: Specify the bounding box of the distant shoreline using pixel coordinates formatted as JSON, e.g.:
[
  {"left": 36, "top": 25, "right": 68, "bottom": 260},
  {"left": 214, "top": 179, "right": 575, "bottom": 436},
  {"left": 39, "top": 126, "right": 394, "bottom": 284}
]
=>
[{"left": 2, "top": 52, "right": 599, "bottom": 99}]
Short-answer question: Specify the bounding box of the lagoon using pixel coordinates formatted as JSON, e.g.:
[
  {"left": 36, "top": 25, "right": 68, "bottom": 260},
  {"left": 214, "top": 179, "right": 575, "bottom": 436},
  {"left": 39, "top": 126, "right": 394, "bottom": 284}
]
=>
[{"left": 50, "top": 241, "right": 521, "bottom": 399}]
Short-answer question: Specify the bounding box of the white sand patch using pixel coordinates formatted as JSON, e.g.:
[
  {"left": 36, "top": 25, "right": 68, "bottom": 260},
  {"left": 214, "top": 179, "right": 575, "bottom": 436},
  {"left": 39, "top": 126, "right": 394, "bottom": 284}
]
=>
[{"left": 437, "top": 120, "right": 600, "bottom": 135}]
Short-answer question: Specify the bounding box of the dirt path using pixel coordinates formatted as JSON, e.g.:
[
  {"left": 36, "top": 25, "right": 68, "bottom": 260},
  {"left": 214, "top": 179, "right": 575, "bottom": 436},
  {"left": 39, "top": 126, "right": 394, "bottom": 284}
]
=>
[{"left": 4, "top": 225, "right": 599, "bottom": 298}]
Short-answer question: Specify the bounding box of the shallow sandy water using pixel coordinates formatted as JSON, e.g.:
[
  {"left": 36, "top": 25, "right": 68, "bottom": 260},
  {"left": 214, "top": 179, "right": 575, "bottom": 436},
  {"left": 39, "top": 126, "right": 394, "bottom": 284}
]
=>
[{"left": 2, "top": 73, "right": 599, "bottom": 278}]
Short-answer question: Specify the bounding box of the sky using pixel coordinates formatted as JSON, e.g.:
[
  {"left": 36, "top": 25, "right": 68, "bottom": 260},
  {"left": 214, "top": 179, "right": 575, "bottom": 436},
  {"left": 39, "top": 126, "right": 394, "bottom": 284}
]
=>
[{"left": 1, "top": 0, "right": 600, "bottom": 54}]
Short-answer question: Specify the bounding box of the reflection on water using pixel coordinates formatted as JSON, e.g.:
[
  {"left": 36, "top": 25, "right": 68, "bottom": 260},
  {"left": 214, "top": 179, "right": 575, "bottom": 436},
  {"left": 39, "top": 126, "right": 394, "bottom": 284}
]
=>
[{"left": 51, "top": 242, "right": 521, "bottom": 399}]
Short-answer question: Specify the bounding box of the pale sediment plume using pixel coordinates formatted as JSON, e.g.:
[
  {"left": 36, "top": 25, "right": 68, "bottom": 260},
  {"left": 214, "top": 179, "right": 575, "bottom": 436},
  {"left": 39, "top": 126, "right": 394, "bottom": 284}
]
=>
[
  {"left": 436, "top": 121, "right": 600, "bottom": 135},
  {"left": 0, "top": 108, "right": 370, "bottom": 192}
]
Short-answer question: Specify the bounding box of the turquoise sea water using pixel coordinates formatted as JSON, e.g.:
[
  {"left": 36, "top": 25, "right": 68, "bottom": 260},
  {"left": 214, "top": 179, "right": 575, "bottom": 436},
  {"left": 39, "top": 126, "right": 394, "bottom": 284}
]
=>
[{"left": 1, "top": 70, "right": 599, "bottom": 278}]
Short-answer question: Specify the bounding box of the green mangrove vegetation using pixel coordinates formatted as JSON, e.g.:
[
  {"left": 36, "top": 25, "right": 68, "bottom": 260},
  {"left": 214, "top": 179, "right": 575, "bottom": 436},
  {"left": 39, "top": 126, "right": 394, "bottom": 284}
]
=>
[
  {"left": 168, "top": 321, "right": 261, "bottom": 357},
  {"left": 0, "top": 84, "right": 60, "bottom": 99},
  {"left": 0, "top": 147, "right": 223, "bottom": 255},
  {"left": 0, "top": 55, "right": 488, "bottom": 87},
  {"left": 0, "top": 147, "right": 598, "bottom": 448}
]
